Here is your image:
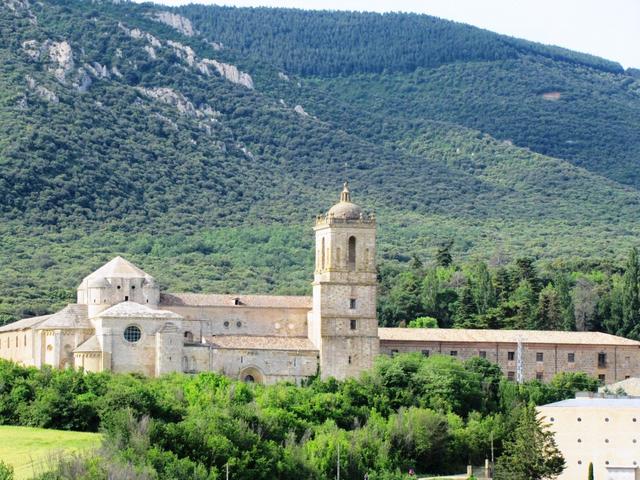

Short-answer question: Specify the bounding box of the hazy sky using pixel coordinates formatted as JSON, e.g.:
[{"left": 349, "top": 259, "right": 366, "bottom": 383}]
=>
[{"left": 137, "top": 0, "right": 640, "bottom": 68}]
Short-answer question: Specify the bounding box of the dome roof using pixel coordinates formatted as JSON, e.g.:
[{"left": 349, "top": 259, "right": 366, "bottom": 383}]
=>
[{"left": 327, "top": 182, "right": 363, "bottom": 220}]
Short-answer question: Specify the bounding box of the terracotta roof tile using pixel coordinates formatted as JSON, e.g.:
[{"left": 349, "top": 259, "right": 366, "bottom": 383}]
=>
[
  {"left": 0, "top": 314, "right": 51, "bottom": 333},
  {"left": 161, "top": 293, "right": 312, "bottom": 309},
  {"left": 379, "top": 328, "right": 640, "bottom": 346},
  {"left": 36, "top": 304, "right": 90, "bottom": 330}
]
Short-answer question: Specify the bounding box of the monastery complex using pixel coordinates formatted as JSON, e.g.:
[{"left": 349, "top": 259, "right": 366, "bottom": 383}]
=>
[{"left": 1, "top": 185, "right": 640, "bottom": 384}]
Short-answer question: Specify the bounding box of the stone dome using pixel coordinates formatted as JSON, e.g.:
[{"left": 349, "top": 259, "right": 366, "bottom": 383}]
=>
[{"left": 327, "top": 182, "right": 363, "bottom": 220}]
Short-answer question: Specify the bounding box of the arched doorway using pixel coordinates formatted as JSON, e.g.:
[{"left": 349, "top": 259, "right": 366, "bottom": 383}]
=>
[{"left": 239, "top": 366, "right": 265, "bottom": 384}]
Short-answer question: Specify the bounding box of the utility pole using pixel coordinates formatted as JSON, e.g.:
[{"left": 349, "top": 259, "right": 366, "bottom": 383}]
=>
[
  {"left": 226, "top": 462, "right": 229, "bottom": 480},
  {"left": 337, "top": 441, "right": 340, "bottom": 480},
  {"left": 490, "top": 431, "right": 495, "bottom": 479}
]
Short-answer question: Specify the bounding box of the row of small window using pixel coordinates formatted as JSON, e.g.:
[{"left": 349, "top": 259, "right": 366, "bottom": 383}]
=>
[
  {"left": 390, "top": 349, "right": 610, "bottom": 367},
  {"left": 569, "top": 417, "right": 637, "bottom": 424},
  {"left": 0, "top": 335, "right": 28, "bottom": 349},
  {"left": 577, "top": 461, "right": 637, "bottom": 466}
]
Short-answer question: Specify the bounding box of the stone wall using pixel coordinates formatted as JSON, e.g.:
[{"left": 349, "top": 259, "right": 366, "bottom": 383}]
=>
[
  {"left": 162, "top": 305, "right": 309, "bottom": 339},
  {"left": 97, "top": 316, "right": 182, "bottom": 376},
  {"left": 0, "top": 330, "right": 35, "bottom": 366},
  {"left": 208, "top": 347, "right": 318, "bottom": 385},
  {"left": 380, "top": 340, "right": 640, "bottom": 383}
]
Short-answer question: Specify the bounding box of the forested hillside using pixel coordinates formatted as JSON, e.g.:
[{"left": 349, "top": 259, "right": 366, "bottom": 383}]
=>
[
  {"left": 181, "top": 5, "right": 640, "bottom": 187},
  {"left": 1, "top": 0, "right": 640, "bottom": 327}
]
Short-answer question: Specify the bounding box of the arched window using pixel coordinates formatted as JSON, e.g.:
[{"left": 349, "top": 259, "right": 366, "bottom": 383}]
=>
[
  {"left": 184, "top": 331, "right": 194, "bottom": 342},
  {"left": 321, "top": 237, "right": 326, "bottom": 270},
  {"left": 348, "top": 236, "right": 356, "bottom": 271}
]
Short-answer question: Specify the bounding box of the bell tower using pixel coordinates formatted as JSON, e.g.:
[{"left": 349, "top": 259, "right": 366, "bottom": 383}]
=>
[{"left": 308, "top": 183, "right": 379, "bottom": 379}]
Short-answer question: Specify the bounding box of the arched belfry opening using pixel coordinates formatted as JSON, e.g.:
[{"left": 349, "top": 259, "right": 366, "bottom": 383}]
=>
[
  {"left": 348, "top": 236, "right": 356, "bottom": 271},
  {"left": 321, "top": 237, "right": 326, "bottom": 270}
]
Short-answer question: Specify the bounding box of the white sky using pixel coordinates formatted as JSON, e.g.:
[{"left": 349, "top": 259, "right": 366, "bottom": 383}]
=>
[{"left": 137, "top": 0, "right": 640, "bottom": 69}]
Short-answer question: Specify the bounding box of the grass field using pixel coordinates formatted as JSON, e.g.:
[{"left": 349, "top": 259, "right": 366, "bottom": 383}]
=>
[{"left": 0, "top": 426, "right": 102, "bottom": 480}]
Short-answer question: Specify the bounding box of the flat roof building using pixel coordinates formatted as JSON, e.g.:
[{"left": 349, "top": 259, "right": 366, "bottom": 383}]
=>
[{"left": 538, "top": 394, "right": 640, "bottom": 480}]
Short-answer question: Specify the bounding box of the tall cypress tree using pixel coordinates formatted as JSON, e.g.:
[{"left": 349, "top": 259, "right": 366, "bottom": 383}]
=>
[
  {"left": 472, "top": 261, "right": 496, "bottom": 315},
  {"left": 621, "top": 247, "right": 640, "bottom": 339},
  {"left": 494, "top": 405, "right": 565, "bottom": 480},
  {"left": 537, "top": 284, "right": 562, "bottom": 330},
  {"left": 553, "top": 273, "right": 575, "bottom": 331}
]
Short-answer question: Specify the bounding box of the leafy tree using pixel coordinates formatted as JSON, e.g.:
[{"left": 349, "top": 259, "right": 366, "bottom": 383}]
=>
[
  {"left": 388, "top": 407, "right": 449, "bottom": 473},
  {"left": 621, "top": 247, "right": 640, "bottom": 339},
  {"left": 494, "top": 405, "right": 565, "bottom": 480},
  {"left": 572, "top": 278, "right": 599, "bottom": 331},
  {"left": 408, "top": 316, "right": 438, "bottom": 328}
]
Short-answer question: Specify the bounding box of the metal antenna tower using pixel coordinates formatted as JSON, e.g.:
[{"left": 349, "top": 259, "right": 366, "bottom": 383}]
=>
[{"left": 516, "top": 336, "right": 524, "bottom": 384}]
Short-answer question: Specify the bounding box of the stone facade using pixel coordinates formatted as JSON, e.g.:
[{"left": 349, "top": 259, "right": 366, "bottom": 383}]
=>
[
  {"left": 379, "top": 328, "right": 640, "bottom": 383},
  {"left": 308, "top": 183, "right": 379, "bottom": 379},
  {"left": 1, "top": 185, "right": 640, "bottom": 384}
]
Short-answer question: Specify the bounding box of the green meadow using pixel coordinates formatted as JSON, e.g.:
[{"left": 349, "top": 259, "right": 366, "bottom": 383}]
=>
[{"left": 0, "top": 426, "right": 102, "bottom": 480}]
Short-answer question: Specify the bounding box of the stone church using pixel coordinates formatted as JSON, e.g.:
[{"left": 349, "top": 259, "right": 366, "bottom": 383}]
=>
[
  {"left": 0, "top": 184, "right": 379, "bottom": 383},
  {"left": 2, "top": 184, "right": 640, "bottom": 384}
]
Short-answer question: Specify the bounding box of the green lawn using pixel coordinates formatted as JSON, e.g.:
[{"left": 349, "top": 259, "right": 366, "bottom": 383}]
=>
[{"left": 0, "top": 426, "right": 102, "bottom": 480}]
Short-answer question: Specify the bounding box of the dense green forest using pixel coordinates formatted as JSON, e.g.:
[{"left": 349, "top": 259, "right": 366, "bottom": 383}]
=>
[
  {"left": 1, "top": 0, "right": 640, "bottom": 325},
  {"left": 179, "top": 5, "right": 640, "bottom": 187},
  {"left": 378, "top": 246, "right": 640, "bottom": 340},
  {"left": 0, "top": 355, "right": 592, "bottom": 479}
]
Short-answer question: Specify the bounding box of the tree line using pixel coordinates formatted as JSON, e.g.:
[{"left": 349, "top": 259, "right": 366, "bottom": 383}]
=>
[
  {"left": 379, "top": 244, "right": 640, "bottom": 340},
  {"left": 0, "top": 353, "right": 591, "bottom": 479}
]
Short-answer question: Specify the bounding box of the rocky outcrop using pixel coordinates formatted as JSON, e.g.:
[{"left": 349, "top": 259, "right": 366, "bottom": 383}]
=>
[
  {"left": 136, "top": 87, "right": 220, "bottom": 123},
  {"left": 294, "top": 105, "right": 309, "bottom": 117},
  {"left": 197, "top": 59, "right": 254, "bottom": 89},
  {"left": 118, "top": 23, "right": 162, "bottom": 48},
  {"left": 167, "top": 40, "right": 196, "bottom": 67},
  {"left": 84, "top": 62, "right": 109, "bottom": 79},
  {"left": 150, "top": 11, "right": 196, "bottom": 37},
  {"left": 144, "top": 45, "right": 157, "bottom": 60},
  {"left": 25, "top": 75, "right": 59, "bottom": 103}
]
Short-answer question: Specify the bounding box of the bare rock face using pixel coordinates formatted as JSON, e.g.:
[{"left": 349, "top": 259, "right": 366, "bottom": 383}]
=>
[
  {"left": 137, "top": 87, "right": 198, "bottom": 116},
  {"left": 118, "top": 23, "right": 162, "bottom": 48},
  {"left": 136, "top": 87, "right": 220, "bottom": 124},
  {"left": 21, "top": 39, "right": 41, "bottom": 59},
  {"left": 197, "top": 59, "right": 254, "bottom": 89},
  {"left": 294, "top": 105, "right": 309, "bottom": 117},
  {"left": 168, "top": 40, "right": 196, "bottom": 67},
  {"left": 151, "top": 11, "right": 196, "bottom": 37},
  {"left": 48, "top": 41, "right": 74, "bottom": 82},
  {"left": 25, "top": 75, "right": 59, "bottom": 103}
]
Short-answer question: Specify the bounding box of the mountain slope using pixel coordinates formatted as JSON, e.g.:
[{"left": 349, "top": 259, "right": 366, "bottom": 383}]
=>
[
  {"left": 1, "top": 0, "right": 640, "bottom": 321},
  {"left": 180, "top": 5, "right": 640, "bottom": 188}
]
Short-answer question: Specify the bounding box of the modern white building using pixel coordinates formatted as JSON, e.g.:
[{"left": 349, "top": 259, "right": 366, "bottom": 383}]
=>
[{"left": 538, "top": 394, "right": 640, "bottom": 480}]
